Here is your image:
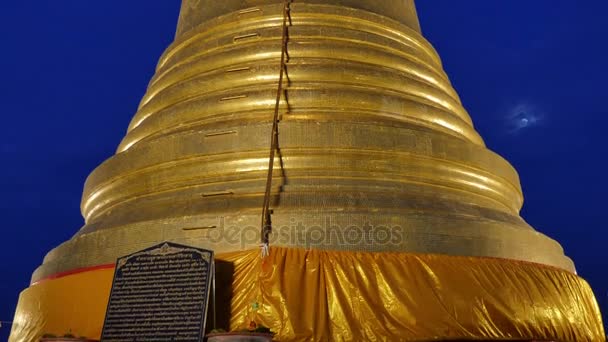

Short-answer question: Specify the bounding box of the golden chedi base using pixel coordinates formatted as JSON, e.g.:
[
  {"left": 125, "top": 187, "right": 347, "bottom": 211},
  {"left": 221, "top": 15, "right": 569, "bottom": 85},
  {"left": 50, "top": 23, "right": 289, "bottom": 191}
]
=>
[{"left": 10, "top": 247, "right": 604, "bottom": 341}]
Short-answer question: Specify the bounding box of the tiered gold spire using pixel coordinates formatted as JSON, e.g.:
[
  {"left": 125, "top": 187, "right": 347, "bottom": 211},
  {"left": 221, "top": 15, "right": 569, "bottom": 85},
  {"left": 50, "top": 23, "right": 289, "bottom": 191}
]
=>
[{"left": 33, "top": 0, "right": 573, "bottom": 281}]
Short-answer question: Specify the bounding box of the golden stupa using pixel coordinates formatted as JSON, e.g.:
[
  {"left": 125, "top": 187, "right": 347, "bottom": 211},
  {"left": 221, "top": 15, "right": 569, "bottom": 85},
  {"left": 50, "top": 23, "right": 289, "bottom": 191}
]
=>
[{"left": 10, "top": 1, "right": 605, "bottom": 341}]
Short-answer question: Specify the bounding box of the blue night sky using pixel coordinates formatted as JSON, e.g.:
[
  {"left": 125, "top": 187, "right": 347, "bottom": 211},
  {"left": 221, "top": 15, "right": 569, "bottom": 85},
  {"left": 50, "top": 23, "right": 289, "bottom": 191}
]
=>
[{"left": 1, "top": 0, "right": 607, "bottom": 339}]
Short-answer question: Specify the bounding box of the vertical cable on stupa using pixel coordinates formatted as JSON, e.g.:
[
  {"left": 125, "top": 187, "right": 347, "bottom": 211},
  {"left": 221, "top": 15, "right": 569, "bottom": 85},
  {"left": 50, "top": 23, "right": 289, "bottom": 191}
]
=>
[{"left": 260, "top": 0, "right": 292, "bottom": 257}]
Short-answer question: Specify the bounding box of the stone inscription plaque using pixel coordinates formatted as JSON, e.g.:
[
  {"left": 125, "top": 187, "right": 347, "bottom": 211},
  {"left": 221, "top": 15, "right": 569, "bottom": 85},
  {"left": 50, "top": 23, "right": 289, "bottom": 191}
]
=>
[{"left": 101, "top": 242, "right": 214, "bottom": 342}]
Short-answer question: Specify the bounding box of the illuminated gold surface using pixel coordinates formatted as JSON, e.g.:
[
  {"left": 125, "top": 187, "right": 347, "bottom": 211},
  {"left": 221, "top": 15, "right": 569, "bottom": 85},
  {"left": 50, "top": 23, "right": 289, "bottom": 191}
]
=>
[
  {"left": 29, "top": 1, "right": 579, "bottom": 281},
  {"left": 15, "top": 1, "right": 605, "bottom": 341},
  {"left": 10, "top": 249, "right": 606, "bottom": 342}
]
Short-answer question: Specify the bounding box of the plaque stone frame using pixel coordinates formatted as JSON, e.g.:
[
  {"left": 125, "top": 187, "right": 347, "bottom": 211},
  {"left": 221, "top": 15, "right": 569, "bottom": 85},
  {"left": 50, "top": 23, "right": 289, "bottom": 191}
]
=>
[{"left": 101, "top": 242, "right": 214, "bottom": 342}]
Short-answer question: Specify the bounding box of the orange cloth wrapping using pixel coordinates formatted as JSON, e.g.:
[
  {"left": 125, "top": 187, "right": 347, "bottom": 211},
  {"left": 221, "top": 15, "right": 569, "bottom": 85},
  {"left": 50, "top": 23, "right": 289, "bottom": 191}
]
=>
[
  {"left": 10, "top": 248, "right": 605, "bottom": 342},
  {"left": 10, "top": 267, "right": 114, "bottom": 342}
]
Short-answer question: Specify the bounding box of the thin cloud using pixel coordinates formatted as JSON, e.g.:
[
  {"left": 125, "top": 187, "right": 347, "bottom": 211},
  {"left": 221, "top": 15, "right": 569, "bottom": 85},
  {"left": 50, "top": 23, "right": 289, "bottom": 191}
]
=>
[{"left": 505, "top": 103, "right": 544, "bottom": 134}]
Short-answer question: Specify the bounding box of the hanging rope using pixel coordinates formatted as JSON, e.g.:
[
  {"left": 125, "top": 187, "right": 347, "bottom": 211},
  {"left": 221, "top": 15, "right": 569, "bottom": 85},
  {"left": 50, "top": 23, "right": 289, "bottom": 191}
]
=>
[{"left": 260, "top": 0, "right": 291, "bottom": 257}]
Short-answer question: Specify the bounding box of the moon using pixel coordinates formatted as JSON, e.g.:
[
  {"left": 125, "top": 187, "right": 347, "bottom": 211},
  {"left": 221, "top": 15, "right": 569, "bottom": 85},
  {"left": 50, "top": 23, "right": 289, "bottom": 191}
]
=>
[{"left": 506, "top": 103, "right": 542, "bottom": 133}]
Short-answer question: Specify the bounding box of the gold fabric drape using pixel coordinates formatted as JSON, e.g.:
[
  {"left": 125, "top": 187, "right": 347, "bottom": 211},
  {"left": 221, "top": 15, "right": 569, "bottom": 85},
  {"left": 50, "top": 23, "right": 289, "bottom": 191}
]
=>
[
  {"left": 10, "top": 267, "right": 114, "bottom": 342},
  {"left": 222, "top": 248, "right": 605, "bottom": 341},
  {"left": 10, "top": 248, "right": 605, "bottom": 342}
]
